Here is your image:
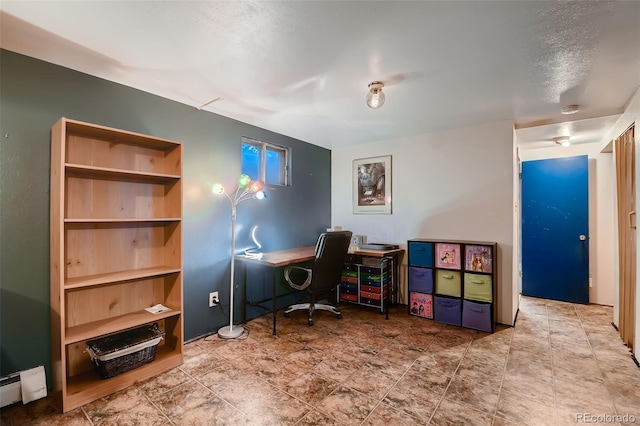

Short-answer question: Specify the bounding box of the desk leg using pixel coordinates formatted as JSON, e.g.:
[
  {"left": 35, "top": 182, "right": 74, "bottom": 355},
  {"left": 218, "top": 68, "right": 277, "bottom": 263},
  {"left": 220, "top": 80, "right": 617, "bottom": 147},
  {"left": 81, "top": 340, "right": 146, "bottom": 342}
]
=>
[
  {"left": 272, "top": 267, "right": 278, "bottom": 336},
  {"left": 242, "top": 263, "right": 248, "bottom": 324},
  {"left": 386, "top": 257, "right": 390, "bottom": 320}
]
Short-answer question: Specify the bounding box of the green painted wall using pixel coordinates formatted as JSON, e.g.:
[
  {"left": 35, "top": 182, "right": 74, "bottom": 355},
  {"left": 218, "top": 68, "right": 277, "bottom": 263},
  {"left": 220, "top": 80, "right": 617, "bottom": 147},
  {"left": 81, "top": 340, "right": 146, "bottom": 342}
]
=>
[{"left": 0, "top": 49, "right": 332, "bottom": 386}]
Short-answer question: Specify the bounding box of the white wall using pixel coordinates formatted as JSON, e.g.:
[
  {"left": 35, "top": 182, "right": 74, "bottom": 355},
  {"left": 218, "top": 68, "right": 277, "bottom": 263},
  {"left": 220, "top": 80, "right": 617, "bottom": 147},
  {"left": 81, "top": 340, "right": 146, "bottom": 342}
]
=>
[
  {"left": 603, "top": 86, "right": 639, "bottom": 355},
  {"left": 331, "top": 120, "right": 516, "bottom": 325},
  {"left": 519, "top": 143, "right": 615, "bottom": 306}
]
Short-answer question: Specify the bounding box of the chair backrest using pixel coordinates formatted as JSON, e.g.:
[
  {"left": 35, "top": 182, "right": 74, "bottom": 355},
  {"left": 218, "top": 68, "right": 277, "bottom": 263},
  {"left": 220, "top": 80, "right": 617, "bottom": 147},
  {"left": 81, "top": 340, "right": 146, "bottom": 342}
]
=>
[{"left": 310, "top": 231, "right": 353, "bottom": 293}]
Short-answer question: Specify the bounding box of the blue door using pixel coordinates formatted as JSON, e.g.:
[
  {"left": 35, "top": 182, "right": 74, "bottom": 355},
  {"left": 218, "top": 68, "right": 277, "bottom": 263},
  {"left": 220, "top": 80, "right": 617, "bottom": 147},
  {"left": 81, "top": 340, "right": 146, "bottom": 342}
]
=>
[{"left": 521, "top": 155, "right": 589, "bottom": 303}]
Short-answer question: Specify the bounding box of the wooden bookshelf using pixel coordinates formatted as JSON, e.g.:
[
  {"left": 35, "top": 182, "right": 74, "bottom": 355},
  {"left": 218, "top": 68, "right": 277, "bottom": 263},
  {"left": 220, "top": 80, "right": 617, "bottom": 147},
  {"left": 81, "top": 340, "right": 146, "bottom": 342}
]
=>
[{"left": 50, "top": 118, "right": 184, "bottom": 412}]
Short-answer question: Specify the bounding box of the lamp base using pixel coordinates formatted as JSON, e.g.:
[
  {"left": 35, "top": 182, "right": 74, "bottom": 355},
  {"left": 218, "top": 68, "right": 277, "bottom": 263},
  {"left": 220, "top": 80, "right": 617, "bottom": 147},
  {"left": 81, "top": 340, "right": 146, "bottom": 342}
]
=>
[{"left": 217, "top": 325, "right": 244, "bottom": 339}]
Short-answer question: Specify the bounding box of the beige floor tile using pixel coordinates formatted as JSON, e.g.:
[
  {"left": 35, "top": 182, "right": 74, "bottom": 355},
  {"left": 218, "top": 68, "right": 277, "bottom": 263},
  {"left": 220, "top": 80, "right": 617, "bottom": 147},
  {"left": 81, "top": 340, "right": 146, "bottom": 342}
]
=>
[
  {"left": 362, "top": 402, "right": 423, "bottom": 425},
  {"left": 430, "top": 398, "right": 493, "bottom": 426},
  {"left": 282, "top": 371, "right": 340, "bottom": 404},
  {"left": 341, "top": 364, "right": 399, "bottom": 400},
  {"left": 496, "top": 391, "right": 556, "bottom": 426},
  {"left": 152, "top": 380, "right": 215, "bottom": 419},
  {"left": 4, "top": 298, "right": 639, "bottom": 426},
  {"left": 169, "top": 396, "right": 247, "bottom": 425},
  {"left": 316, "top": 385, "right": 379, "bottom": 426},
  {"left": 443, "top": 375, "right": 500, "bottom": 415}
]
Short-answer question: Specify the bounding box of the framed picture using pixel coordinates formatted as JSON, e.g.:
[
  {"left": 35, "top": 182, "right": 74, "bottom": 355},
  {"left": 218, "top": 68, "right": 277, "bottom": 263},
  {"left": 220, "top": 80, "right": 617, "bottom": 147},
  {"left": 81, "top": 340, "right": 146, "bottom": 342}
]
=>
[
  {"left": 409, "top": 292, "right": 433, "bottom": 319},
  {"left": 465, "top": 244, "right": 493, "bottom": 273},
  {"left": 353, "top": 155, "right": 392, "bottom": 214},
  {"left": 435, "top": 243, "right": 461, "bottom": 270}
]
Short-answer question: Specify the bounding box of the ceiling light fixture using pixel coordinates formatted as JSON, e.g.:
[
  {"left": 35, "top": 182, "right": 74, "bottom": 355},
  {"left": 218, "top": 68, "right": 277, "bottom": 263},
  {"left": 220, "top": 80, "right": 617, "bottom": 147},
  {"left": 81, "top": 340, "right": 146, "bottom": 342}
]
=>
[
  {"left": 553, "top": 136, "right": 571, "bottom": 147},
  {"left": 561, "top": 104, "right": 580, "bottom": 115},
  {"left": 366, "top": 81, "right": 385, "bottom": 109}
]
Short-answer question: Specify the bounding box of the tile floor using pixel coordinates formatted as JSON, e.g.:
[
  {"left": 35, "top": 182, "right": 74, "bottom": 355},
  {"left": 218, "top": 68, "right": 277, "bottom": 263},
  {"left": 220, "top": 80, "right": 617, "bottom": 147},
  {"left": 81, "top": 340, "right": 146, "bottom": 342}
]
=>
[{"left": 2, "top": 296, "right": 640, "bottom": 425}]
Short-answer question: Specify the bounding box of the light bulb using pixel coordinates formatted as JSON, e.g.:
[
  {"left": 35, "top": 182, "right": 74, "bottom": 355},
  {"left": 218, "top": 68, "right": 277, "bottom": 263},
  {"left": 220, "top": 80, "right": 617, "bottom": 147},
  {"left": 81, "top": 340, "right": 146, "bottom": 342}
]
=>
[
  {"left": 238, "top": 174, "right": 251, "bottom": 187},
  {"left": 553, "top": 136, "right": 571, "bottom": 147},
  {"left": 366, "top": 81, "right": 385, "bottom": 109},
  {"left": 249, "top": 181, "right": 264, "bottom": 193},
  {"left": 212, "top": 183, "right": 225, "bottom": 194}
]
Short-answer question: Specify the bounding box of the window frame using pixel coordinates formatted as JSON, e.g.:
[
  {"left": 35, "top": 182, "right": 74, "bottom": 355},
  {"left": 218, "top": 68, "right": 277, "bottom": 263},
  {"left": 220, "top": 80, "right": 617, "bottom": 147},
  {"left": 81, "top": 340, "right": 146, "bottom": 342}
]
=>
[{"left": 241, "top": 136, "right": 290, "bottom": 186}]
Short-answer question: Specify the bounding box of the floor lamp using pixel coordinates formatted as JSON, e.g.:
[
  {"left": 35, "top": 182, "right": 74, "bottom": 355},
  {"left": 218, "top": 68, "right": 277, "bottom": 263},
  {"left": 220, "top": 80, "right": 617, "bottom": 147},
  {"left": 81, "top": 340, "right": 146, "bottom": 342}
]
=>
[{"left": 212, "top": 174, "right": 266, "bottom": 339}]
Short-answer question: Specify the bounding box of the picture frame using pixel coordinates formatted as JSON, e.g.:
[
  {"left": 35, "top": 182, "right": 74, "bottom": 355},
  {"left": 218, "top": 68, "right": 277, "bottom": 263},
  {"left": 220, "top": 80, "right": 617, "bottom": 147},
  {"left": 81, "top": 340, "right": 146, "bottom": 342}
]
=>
[
  {"left": 409, "top": 292, "right": 433, "bottom": 319},
  {"left": 435, "top": 243, "right": 461, "bottom": 270},
  {"left": 353, "top": 155, "right": 392, "bottom": 214},
  {"left": 465, "top": 244, "right": 493, "bottom": 273}
]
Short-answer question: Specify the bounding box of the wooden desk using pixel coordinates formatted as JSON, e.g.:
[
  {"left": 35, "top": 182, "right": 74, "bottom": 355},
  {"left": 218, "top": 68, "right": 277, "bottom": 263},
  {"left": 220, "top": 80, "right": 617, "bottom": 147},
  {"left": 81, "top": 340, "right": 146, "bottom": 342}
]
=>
[
  {"left": 236, "top": 246, "right": 315, "bottom": 335},
  {"left": 237, "top": 245, "right": 405, "bottom": 335}
]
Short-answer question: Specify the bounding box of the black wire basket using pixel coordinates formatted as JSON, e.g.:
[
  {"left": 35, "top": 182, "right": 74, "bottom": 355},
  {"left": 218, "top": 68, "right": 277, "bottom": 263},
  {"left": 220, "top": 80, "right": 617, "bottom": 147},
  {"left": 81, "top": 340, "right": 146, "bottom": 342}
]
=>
[{"left": 86, "top": 323, "right": 165, "bottom": 379}]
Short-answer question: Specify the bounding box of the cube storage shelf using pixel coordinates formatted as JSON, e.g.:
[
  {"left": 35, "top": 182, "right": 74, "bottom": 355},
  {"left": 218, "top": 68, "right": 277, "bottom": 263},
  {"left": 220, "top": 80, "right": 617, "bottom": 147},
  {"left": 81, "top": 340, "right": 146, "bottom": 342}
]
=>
[
  {"left": 339, "top": 258, "right": 390, "bottom": 317},
  {"left": 408, "top": 239, "right": 497, "bottom": 332},
  {"left": 50, "top": 118, "right": 184, "bottom": 412}
]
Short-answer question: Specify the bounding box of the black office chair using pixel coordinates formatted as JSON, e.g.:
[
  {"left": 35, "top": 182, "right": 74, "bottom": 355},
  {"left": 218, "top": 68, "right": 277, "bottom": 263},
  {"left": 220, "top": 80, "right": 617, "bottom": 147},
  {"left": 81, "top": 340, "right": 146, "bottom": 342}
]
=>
[{"left": 283, "top": 231, "right": 352, "bottom": 325}]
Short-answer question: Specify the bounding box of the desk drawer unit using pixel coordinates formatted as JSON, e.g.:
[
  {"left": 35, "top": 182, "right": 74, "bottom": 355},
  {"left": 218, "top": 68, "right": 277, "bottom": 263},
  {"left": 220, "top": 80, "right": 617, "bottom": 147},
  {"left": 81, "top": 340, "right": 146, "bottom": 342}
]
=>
[
  {"left": 340, "top": 258, "right": 390, "bottom": 315},
  {"left": 408, "top": 241, "right": 433, "bottom": 267},
  {"left": 435, "top": 270, "right": 461, "bottom": 297},
  {"left": 434, "top": 296, "right": 462, "bottom": 326},
  {"left": 462, "top": 300, "right": 493, "bottom": 332},
  {"left": 408, "top": 267, "right": 433, "bottom": 293},
  {"left": 464, "top": 273, "right": 493, "bottom": 302}
]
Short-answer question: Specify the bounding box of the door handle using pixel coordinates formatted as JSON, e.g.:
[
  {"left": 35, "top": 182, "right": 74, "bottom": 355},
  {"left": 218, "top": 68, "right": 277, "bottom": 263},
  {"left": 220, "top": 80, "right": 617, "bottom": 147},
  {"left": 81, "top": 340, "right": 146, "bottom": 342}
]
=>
[
  {"left": 630, "top": 211, "right": 637, "bottom": 229},
  {"left": 579, "top": 235, "right": 587, "bottom": 241}
]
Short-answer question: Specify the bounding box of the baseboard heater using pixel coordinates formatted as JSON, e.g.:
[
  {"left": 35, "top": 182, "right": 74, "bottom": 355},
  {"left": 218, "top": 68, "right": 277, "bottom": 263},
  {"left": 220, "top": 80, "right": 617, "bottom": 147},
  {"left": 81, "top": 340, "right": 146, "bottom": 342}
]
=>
[
  {"left": 0, "top": 372, "right": 22, "bottom": 408},
  {"left": 0, "top": 365, "right": 47, "bottom": 408}
]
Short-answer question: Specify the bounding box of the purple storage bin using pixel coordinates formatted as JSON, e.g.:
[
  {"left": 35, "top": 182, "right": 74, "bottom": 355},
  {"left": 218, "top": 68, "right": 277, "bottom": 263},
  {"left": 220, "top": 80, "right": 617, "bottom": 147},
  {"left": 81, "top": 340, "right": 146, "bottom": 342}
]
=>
[
  {"left": 433, "top": 296, "right": 462, "bottom": 326},
  {"left": 462, "top": 300, "right": 493, "bottom": 332},
  {"left": 408, "top": 267, "right": 433, "bottom": 293}
]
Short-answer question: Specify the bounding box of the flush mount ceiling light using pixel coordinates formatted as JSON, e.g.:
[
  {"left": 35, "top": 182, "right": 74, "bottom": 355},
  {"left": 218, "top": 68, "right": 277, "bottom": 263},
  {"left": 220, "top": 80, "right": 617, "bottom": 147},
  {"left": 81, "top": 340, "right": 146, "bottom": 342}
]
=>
[
  {"left": 561, "top": 104, "right": 580, "bottom": 115},
  {"left": 553, "top": 136, "right": 571, "bottom": 147},
  {"left": 366, "top": 81, "right": 385, "bottom": 109}
]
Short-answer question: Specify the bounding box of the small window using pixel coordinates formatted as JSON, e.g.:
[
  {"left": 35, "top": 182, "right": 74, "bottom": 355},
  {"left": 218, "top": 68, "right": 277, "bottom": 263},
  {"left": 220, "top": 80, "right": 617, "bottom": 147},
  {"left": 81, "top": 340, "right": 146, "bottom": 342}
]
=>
[{"left": 241, "top": 137, "right": 289, "bottom": 186}]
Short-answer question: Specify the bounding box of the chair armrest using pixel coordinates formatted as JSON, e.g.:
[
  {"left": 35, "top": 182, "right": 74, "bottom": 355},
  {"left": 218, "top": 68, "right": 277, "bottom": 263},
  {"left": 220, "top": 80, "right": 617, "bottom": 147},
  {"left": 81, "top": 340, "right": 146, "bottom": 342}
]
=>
[{"left": 284, "top": 266, "right": 312, "bottom": 290}]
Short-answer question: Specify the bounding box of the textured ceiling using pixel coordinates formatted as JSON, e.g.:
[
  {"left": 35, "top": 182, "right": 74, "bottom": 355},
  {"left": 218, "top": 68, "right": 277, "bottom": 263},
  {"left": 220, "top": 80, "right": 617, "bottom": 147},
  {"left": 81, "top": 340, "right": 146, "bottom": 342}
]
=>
[{"left": 1, "top": 1, "right": 639, "bottom": 149}]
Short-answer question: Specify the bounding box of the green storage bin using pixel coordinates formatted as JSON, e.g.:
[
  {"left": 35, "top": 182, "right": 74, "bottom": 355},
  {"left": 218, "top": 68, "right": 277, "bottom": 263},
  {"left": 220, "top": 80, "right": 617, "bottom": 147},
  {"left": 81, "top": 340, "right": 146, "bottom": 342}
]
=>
[
  {"left": 435, "top": 269, "right": 461, "bottom": 297},
  {"left": 464, "top": 273, "right": 493, "bottom": 302}
]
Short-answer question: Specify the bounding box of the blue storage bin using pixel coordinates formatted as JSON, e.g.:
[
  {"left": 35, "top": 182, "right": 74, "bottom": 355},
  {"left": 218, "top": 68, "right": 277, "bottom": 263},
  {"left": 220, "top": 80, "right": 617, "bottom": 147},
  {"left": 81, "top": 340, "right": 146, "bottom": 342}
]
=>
[
  {"left": 433, "top": 296, "right": 462, "bottom": 326},
  {"left": 408, "top": 267, "right": 433, "bottom": 293},
  {"left": 409, "top": 241, "right": 433, "bottom": 267},
  {"left": 462, "top": 300, "right": 493, "bottom": 332}
]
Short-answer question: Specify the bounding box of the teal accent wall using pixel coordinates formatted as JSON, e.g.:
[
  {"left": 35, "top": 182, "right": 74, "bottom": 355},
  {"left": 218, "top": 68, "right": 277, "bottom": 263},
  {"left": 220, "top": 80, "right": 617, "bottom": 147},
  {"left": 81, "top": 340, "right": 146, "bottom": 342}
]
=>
[{"left": 0, "top": 49, "right": 332, "bottom": 386}]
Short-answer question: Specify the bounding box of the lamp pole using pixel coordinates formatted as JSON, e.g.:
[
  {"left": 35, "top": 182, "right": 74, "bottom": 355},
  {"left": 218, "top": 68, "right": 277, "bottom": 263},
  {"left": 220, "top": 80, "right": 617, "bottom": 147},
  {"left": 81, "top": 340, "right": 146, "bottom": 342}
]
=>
[
  {"left": 213, "top": 175, "right": 265, "bottom": 339},
  {"left": 217, "top": 200, "right": 242, "bottom": 339}
]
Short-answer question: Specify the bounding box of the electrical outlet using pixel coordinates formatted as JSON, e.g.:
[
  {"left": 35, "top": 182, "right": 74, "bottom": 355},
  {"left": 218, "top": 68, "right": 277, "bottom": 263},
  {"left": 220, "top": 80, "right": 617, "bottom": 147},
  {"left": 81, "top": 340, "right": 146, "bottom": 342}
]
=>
[{"left": 209, "top": 291, "right": 219, "bottom": 307}]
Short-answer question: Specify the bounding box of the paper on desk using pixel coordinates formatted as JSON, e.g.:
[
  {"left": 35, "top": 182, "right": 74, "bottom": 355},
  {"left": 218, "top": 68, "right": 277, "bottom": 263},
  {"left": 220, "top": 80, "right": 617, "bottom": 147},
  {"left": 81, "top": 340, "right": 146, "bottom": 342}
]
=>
[{"left": 145, "top": 304, "right": 171, "bottom": 314}]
